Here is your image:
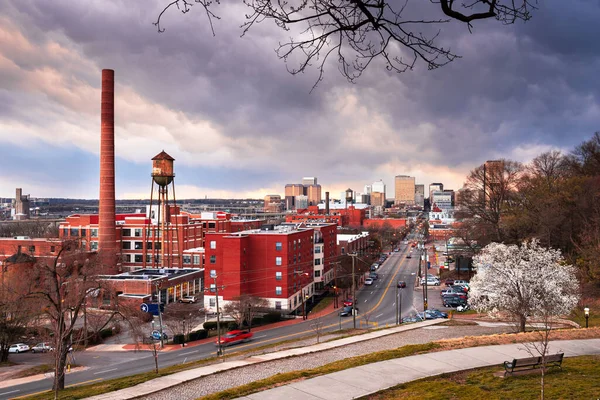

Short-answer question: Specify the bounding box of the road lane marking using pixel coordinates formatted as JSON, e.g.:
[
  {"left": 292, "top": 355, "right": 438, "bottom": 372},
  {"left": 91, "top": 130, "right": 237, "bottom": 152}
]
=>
[
  {"left": 93, "top": 368, "right": 118, "bottom": 375},
  {"left": 0, "top": 389, "right": 20, "bottom": 396},
  {"left": 180, "top": 350, "right": 199, "bottom": 356},
  {"left": 254, "top": 335, "right": 267, "bottom": 339},
  {"left": 375, "top": 313, "right": 383, "bottom": 318}
]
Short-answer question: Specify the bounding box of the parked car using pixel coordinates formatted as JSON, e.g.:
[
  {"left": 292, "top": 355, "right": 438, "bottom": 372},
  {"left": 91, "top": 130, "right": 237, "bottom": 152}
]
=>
[
  {"left": 444, "top": 278, "right": 455, "bottom": 286},
  {"left": 369, "top": 272, "right": 378, "bottom": 280},
  {"left": 426, "top": 309, "right": 449, "bottom": 319},
  {"left": 215, "top": 330, "right": 253, "bottom": 347},
  {"left": 453, "top": 280, "right": 470, "bottom": 288},
  {"left": 397, "top": 280, "right": 406, "bottom": 288},
  {"left": 406, "top": 254, "right": 412, "bottom": 259},
  {"left": 451, "top": 285, "right": 469, "bottom": 293},
  {"left": 178, "top": 295, "right": 197, "bottom": 304},
  {"left": 402, "top": 313, "right": 424, "bottom": 323},
  {"left": 420, "top": 277, "right": 440, "bottom": 286},
  {"left": 339, "top": 305, "right": 359, "bottom": 317},
  {"left": 343, "top": 299, "right": 354, "bottom": 307},
  {"left": 443, "top": 297, "right": 468, "bottom": 308},
  {"left": 9, "top": 343, "right": 30, "bottom": 353},
  {"left": 31, "top": 342, "right": 53, "bottom": 353},
  {"left": 441, "top": 288, "right": 466, "bottom": 297},
  {"left": 150, "top": 330, "right": 168, "bottom": 341},
  {"left": 365, "top": 278, "right": 374, "bottom": 286}
]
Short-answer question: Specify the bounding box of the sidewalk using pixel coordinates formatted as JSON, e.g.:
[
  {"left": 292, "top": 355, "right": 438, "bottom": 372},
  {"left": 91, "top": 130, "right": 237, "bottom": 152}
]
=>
[{"left": 235, "top": 338, "right": 600, "bottom": 400}]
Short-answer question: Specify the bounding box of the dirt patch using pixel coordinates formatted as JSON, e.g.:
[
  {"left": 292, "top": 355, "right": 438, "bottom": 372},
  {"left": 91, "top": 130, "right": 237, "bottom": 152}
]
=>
[{"left": 436, "top": 327, "right": 600, "bottom": 351}]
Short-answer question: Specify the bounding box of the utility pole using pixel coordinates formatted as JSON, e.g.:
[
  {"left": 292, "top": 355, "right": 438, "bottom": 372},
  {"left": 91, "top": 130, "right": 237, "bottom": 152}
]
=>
[
  {"left": 395, "top": 284, "right": 399, "bottom": 325},
  {"left": 214, "top": 275, "right": 223, "bottom": 356},
  {"left": 350, "top": 253, "right": 357, "bottom": 329}
]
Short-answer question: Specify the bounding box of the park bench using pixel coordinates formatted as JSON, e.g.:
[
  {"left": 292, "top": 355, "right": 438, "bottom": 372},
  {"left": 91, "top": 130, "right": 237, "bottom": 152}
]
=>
[{"left": 503, "top": 353, "right": 564, "bottom": 376}]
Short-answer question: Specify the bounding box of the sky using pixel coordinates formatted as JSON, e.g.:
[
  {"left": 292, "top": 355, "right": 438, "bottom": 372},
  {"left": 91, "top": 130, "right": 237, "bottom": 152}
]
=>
[{"left": 1, "top": 0, "right": 599, "bottom": 200}]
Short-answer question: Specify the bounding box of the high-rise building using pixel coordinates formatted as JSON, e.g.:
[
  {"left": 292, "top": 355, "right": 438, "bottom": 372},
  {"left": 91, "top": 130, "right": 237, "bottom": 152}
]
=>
[
  {"left": 429, "top": 183, "right": 443, "bottom": 202},
  {"left": 363, "top": 184, "right": 372, "bottom": 194},
  {"left": 285, "top": 184, "right": 304, "bottom": 210},
  {"left": 285, "top": 178, "right": 322, "bottom": 210},
  {"left": 431, "top": 190, "right": 453, "bottom": 210},
  {"left": 415, "top": 184, "right": 425, "bottom": 208},
  {"left": 306, "top": 184, "right": 322, "bottom": 206},
  {"left": 394, "top": 175, "right": 415, "bottom": 205},
  {"left": 371, "top": 192, "right": 385, "bottom": 207},
  {"left": 302, "top": 177, "right": 317, "bottom": 186},
  {"left": 372, "top": 180, "right": 385, "bottom": 197}
]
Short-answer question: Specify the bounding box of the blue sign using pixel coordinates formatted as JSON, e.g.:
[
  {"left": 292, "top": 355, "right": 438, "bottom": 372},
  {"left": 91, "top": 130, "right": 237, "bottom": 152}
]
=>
[
  {"left": 427, "top": 262, "right": 431, "bottom": 269},
  {"left": 140, "top": 303, "right": 164, "bottom": 316}
]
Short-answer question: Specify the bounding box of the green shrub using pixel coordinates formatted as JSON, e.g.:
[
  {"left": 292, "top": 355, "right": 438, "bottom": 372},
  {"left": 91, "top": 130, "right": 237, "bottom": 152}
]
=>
[
  {"left": 99, "top": 328, "right": 113, "bottom": 339},
  {"left": 227, "top": 322, "right": 239, "bottom": 331},
  {"left": 173, "top": 334, "right": 185, "bottom": 345},
  {"left": 203, "top": 321, "right": 218, "bottom": 331},
  {"left": 262, "top": 312, "right": 282, "bottom": 323},
  {"left": 188, "top": 329, "right": 209, "bottom": 341}
]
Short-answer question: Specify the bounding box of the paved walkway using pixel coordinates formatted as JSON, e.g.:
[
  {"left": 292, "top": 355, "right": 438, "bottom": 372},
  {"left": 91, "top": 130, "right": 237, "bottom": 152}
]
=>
[{"left": 235, "top": 338, "right": 600, "bottom": 400}]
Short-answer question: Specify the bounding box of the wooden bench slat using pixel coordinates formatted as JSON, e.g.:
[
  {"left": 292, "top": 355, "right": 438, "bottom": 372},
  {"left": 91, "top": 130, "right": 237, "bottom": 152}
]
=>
[{"left": 503, "top": 353, "right": 564, "bottom": 376}]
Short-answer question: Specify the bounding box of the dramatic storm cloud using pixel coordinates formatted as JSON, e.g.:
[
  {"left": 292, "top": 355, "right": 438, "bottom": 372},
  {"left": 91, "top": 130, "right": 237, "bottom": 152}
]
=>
[{"left": 0, "top": 0, "right": 599, "bottom": 199}]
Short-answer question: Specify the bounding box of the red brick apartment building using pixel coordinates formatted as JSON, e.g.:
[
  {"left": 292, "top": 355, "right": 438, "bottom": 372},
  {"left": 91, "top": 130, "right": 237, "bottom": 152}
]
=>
[
  {"left": 203, "top": 222, "right": 337, "bottom": 313},
  {"left": 58, "top": 209, "right": 262, "bottom": 271}
]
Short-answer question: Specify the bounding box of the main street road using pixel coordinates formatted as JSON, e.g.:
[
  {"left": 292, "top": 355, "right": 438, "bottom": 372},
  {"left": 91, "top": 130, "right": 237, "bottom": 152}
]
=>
[{"left": 1, "top": 245, "right": 420, "bottom": 399}]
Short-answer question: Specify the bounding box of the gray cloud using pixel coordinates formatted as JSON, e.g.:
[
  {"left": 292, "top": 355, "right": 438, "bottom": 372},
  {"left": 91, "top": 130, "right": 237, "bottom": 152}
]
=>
[{"left": 1, "top": 0, "right": 599, "bottom": 198}]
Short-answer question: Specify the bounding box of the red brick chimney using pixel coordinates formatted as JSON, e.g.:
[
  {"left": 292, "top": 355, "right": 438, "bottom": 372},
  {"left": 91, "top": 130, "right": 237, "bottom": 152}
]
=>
[{"left": 99, "top": 69, "right": 117, "bottom": 272}]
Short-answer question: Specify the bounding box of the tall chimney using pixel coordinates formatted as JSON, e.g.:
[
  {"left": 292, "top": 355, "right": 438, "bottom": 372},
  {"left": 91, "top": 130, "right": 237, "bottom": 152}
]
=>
[
  {"left": 99, "top": 69, "right": 116, "bottom": 272},
  {"left": 325, "top": 192, "right": 329, "bottom": 215}
]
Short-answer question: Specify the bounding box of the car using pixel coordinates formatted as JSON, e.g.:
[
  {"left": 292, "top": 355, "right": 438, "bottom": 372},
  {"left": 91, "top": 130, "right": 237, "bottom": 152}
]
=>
[
  {"left": 441, "top": 288, "right": 466, "bottom": 297},
  {"left": 343, "top": 299, "right": 354, "bottom": 307},
  {"left": 9, "top": 343, "right": 30, "bottom": 353},
  {"left": 420, "top": 277, "right": 440, "bottom": 286},
  {"left": 31, "top": 342, "right": 53, "bottom": 353},
  {"left": 397, "top": 280, "right": 406, "bottom": 288},
  {"left": 150, "top": 330, "right": 168, "bottom": 341},
  {"left": 339, "top": 305, "right": 359, "bottom": 317},
  {"left": 178, "top": 295, "right": 197, "bottom": 304},
  {"left": 426, "top": 309, "right": 449, "bottom": 319},
  {"left": 215, "top": 329, "right": 253, "bottom": 347},
  {"left": 453, "top": 280, "right": 470, "bottom": 288},
  {"left": 451, "top": 285, "right": 469, "bottom": 293},
  {"left": 369, "top": 272, "right": 378, "bottom": 280},
  {"left": 394, "top": 248, "right": 399, "bottom": 252},
  {"left": 401, "top": 313, "right": 424, "bottom": 323},
  {"left": 365, "top": 278, "right": 374, "bottom": 285},
  {"left": 406, "top": 254, "right": 412, "bottom": 259},
  {"left": 443, "top": 297, "right": 468, "bottom": 308},
  {"left": 444, "top": 278, "right": 455, "bottom": 286}
]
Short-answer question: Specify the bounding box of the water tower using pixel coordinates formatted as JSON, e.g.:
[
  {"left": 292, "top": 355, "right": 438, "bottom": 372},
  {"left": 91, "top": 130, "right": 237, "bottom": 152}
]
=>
[{"left": 148, "top": 151, "right": 181, "bottom": 268}]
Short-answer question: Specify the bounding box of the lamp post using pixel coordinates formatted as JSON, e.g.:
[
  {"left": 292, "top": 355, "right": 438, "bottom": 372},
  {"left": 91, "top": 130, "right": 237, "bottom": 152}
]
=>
[
  {"left": 584, "top": 307, "right": 590, "bottom": 328},
  {"left": 182, "top": 317, "right": 186, "bottom": 347}
]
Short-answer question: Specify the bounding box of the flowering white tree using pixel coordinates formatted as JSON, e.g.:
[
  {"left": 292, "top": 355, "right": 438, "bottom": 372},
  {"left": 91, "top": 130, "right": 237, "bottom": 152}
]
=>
[{"left": 469, "top": 240, "right": 579, "bottom": 332}]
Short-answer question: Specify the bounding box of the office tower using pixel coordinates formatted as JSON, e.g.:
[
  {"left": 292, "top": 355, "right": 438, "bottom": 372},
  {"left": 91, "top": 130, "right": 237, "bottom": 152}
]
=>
[{"left": 394, "top": 175, "right": 415, "bottom": 205}]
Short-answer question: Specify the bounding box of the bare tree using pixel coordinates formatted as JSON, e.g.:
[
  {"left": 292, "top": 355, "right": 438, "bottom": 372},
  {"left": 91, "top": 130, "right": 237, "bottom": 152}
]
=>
[
  {"left": 361, "top": 308, "right": 374, "bottom": 329},
  {"left": 21, "top": 242, "right": 119, "bottom": 393},
  {"left": 455, "top": 159, "right": 524, "bottom": 244},
  {"left": 156, "top": 1, "right": 537, "bottom": 88},
  {"left": 309, "top": 315, "right": 325, "bottom": 343},
  {"left": 222, "top": 294, "right": 269, "bottom": 330}
]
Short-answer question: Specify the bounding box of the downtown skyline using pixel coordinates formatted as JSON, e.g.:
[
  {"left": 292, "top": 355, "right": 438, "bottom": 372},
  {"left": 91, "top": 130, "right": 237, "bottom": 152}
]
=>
[{"left": 1, "top": 0, "right": 599, "bottom": 200}]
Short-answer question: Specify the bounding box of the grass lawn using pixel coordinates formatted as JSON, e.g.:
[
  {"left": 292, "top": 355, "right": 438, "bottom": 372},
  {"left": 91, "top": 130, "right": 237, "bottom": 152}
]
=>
[
  {"left": 363, "top": 355, "right": 600, "bottom": 400},
  {"left": 569, "top": 304, "right": 599, "bottom": 328}
]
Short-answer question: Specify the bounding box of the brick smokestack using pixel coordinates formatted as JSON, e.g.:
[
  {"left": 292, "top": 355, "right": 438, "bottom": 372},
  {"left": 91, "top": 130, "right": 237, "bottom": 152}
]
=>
[
  {"left": 99, "top": 69, "right": 116, "bottom": 272},
  {"left": 325, "top": 192, "right": 329, "bottom": 215}
]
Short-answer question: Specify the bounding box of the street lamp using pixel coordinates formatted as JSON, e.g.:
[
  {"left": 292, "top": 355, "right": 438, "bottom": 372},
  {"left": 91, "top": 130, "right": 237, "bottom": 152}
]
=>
[{"left": 584, "top": 307, "right": 590, "bottom": 328}]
